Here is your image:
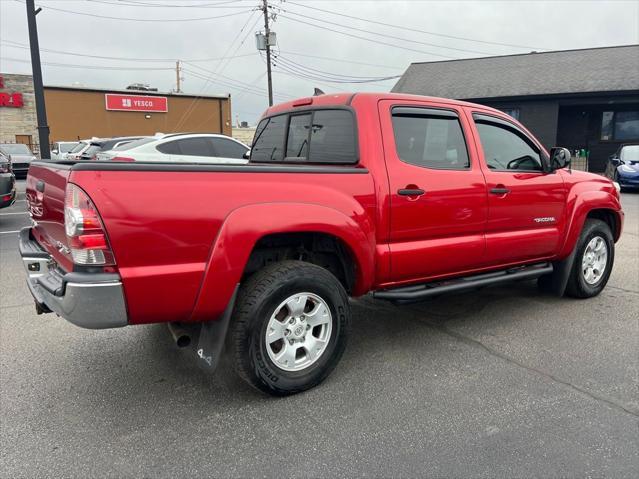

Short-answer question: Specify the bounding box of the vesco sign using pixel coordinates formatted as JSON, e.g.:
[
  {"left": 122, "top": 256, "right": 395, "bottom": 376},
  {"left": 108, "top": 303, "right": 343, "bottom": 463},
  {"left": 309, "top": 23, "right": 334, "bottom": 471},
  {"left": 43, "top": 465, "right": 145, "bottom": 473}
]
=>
[{"left": 105, "top": 94, "right": 168, "bottom": 112}]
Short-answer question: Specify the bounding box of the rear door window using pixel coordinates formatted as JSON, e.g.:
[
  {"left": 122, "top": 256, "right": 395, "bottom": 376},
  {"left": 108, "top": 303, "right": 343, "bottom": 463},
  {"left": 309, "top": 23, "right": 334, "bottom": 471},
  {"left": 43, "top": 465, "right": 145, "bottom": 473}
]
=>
[
  {"left": 211, "top": 138, "right": 248, "bottom": 158},
  {"left": 177, "top": 137, "right": 214, "bottom": 156},
  {"left": 391, "top": 108, "right": 469, "bottom": 169},
  {"left": 156, "top": 140, "right": 180, "bottom": 155}
]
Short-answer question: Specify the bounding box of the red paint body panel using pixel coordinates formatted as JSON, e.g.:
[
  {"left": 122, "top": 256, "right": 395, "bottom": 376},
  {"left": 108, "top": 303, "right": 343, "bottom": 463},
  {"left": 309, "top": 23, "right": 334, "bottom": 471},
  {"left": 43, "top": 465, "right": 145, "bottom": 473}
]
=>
[{"left": 25, "top": 93, "right": 624, "bottom": 327}]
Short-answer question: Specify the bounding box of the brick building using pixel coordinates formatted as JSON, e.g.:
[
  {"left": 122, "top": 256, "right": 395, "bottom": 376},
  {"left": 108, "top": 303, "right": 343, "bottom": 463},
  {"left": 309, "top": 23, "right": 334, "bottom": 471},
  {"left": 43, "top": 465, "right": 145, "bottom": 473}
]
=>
[{"left": 0, "top": 72, "right": 232, "bottom": 156}]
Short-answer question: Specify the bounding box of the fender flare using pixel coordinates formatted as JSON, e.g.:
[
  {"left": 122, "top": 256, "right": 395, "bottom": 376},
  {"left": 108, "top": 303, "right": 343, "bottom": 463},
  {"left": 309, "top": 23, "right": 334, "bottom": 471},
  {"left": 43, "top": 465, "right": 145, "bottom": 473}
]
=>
[
  {"left": 189, "top": 202, "right": 376, "bottom": 322},
  {"left": 559, "top": 190, "right": 622, "bottom": 259},
  {"left": 550, "top": 190, "right": 622, "bottom": 296}
]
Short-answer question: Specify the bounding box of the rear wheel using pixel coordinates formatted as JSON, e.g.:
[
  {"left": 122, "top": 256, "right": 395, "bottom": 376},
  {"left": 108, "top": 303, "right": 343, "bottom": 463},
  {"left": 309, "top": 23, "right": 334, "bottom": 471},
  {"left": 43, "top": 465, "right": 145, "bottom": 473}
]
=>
[
  {"left": 229, "top": 261, "right": 350, "bottom": 396},
  {"left": 565, "top": 219, "right": 614, "bottom": 298}
]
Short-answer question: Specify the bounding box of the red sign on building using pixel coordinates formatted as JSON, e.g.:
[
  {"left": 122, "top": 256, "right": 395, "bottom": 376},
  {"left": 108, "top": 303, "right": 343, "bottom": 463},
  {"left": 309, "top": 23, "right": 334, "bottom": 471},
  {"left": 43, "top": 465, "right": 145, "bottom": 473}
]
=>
[
  {"left": 105, "top": 94, "right": 168, "bottom": 113},
  {"left": 0, "top": 75, "right": 24, "bottom": 108}
]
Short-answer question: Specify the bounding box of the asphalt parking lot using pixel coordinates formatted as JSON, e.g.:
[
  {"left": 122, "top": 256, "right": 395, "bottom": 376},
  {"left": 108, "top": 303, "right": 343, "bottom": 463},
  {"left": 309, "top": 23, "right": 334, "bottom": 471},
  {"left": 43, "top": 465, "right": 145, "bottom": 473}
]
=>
[{"left": 1, "top": 180, "right": 637, "bottom": 478}]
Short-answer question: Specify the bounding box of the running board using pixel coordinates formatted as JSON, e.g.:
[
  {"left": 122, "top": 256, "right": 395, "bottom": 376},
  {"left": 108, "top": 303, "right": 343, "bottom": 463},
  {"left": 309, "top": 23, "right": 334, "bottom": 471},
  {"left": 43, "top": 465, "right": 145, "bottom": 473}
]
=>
[{"left": 373, "top": 263, "right": 553, "bottom": 302}]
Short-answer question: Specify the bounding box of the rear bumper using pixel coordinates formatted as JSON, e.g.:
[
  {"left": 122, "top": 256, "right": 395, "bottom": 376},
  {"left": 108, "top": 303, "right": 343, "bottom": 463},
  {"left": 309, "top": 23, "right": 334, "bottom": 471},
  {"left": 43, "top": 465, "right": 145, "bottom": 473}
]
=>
[{"left": 19, "top": 227, "right": 128, "bottom": 329}]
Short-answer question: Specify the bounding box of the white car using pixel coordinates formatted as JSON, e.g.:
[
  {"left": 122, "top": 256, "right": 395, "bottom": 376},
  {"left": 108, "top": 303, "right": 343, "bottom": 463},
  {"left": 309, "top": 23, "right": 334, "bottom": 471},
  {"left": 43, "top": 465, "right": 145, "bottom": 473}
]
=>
[
  {"left": 64, "top": 139, "right": 93, "bottom": 160},
  {"left": 96, "top": 133, "right": 249, "bottom": 164},
  {"left": 50, "top": 141, "right": 80, "bottom": 160}
]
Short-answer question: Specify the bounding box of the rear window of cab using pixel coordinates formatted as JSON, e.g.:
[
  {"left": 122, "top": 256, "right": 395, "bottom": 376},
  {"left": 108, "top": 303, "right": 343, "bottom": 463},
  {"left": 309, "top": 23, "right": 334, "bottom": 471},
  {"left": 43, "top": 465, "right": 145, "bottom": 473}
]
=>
[{"left": 250, "top": 109, "right": 357, "bottom": 164}]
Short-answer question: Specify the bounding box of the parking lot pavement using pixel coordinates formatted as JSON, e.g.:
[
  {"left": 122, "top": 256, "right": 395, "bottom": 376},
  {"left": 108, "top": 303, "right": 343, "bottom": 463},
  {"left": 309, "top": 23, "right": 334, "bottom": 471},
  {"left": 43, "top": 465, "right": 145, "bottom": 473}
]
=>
[{"left": 1, "top": 181, "right": 637, "bottom": 478}]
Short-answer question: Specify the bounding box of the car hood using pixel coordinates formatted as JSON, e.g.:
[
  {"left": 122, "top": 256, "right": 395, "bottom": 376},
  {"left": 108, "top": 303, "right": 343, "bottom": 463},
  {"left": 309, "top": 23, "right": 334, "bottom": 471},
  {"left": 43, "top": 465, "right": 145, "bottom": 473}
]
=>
[{"left": 618, "top": 161, "right": 639, "bottom": 173}]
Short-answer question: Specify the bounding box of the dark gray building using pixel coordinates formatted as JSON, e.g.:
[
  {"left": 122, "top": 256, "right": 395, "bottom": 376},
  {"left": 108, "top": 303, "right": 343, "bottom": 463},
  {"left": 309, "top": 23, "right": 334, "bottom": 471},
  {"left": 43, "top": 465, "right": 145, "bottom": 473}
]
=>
[{"left": 392, "top": 45, "right": 639, "bottom": 172}]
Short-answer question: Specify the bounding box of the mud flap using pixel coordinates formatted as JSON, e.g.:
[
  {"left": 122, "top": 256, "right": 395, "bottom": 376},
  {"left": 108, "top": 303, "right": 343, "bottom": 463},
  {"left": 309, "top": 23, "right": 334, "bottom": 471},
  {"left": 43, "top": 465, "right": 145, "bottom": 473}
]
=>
[
  {"left": 194, "top": 285, "right": 239, "bottom": 372},
  {"left": 548, "top": 248, "right": 578, "bottom": 297}
]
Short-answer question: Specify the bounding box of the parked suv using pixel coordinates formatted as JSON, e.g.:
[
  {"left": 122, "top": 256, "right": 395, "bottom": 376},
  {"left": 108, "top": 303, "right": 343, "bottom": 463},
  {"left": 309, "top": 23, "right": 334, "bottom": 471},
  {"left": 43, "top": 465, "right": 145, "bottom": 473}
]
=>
[{"left": 21, "top": 93, "right": 623, "bottom": 396}]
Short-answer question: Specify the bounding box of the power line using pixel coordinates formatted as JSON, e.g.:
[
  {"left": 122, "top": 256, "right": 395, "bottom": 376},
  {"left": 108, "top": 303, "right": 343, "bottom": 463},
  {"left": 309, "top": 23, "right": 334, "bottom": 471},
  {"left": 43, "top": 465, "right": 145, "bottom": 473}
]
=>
[
  {"left": 11, "top": 0, "right": 255, "bottom": 22},
  {"left": 281, "top": 6, "right": 497, "bottom": 56},
  {"left": 85, "top": 0, "right": 252, "bottom": 8},
  {"left": 172, "top": 11, "right": 261, "bottom": 131},
  {"left": 285, "top": 0, "right": 544, "bottom": 51},
  {"left": 2, "top": 57, "right": 174, "bottom": 71},
  {"left": 183, "top": 67, "right": 291, "bottom": 101},
  {"left": 1, "top": 39, "right": 256, "bottom": 63},
  {"left": 273, "top": 54, "right": 401, "bottom": 83},
  {"left": 183, "top": 63, "right": 295, "bottom": 99},
  {"left": 272, "top": 58, "right": 398, "bottom": 84},
  {"left": 279, "top": 14, "right": 454, "bottom": 59},
  {"left": 279, "top": 50, "right": 403, "bottom": 70}
]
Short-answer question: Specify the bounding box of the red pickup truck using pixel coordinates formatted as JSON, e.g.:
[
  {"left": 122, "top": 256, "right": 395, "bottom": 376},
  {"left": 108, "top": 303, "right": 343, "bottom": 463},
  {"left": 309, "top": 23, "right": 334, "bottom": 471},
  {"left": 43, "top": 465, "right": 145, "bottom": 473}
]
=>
[{"left": 21, "top": 93, "right": 623, "bottom": 395}]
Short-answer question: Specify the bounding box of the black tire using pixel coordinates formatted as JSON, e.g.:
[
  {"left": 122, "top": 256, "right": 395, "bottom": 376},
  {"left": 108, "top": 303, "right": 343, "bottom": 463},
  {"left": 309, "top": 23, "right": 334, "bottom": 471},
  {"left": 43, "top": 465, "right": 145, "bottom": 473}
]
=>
[
  {"left": 228, "top": 260, "right": 350, "bottom": 396},
  {"left": 565, "top": 218, "right": 614, "bottom": 299}
]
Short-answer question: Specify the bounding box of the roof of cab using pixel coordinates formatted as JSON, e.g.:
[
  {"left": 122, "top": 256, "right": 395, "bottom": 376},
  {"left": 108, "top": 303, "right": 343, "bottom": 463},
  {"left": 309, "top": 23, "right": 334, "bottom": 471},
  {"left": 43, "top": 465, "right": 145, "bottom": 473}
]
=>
[{"left": 262, "top": 92, "right": 503, "bottom": 118}]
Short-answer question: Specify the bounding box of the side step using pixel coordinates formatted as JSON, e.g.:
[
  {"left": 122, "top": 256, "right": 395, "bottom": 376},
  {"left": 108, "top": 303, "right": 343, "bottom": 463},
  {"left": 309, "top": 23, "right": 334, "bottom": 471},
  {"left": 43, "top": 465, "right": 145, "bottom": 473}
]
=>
[{"left": 373, "top": 263, "right": 553, "bottom": 302}]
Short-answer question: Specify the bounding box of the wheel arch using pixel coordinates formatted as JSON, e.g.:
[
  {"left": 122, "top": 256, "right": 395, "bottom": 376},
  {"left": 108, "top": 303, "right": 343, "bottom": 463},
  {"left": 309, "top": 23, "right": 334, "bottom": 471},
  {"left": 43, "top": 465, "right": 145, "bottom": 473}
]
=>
[
  {"left": 189, "top": 202, "right": 376, "bottom": 322},
  {"left": 559, "top": 190, "right": 623, "bottom": 258}
]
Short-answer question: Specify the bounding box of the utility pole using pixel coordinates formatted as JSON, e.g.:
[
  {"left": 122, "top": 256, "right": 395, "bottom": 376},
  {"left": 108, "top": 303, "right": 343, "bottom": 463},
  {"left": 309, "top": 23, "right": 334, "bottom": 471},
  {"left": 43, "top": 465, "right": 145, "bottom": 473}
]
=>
[
  {"left": 261, "top": 0, "right": 274, "bottom": 106},
  {"left": 25, "top": 0, "right": 50, "bottom": 159},
  {"left": 175, "top": 60, "right": 182, "bottom": 93}
]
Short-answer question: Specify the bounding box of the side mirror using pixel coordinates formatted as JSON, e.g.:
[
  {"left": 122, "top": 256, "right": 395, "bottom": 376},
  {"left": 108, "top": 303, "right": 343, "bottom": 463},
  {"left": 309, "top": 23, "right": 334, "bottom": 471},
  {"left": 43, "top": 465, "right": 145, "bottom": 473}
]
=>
[
  {"left": 51, "top": 149, "right": 58, "bottom": 155},
  {"left": 611, "top": 157, "right": 621, "bottom": 166},
  {"left": 549, "top": 147, "right": 571, "bottom": 171},
  {"left": 243, "top": 149, "right": 251, "bottom": 160}
]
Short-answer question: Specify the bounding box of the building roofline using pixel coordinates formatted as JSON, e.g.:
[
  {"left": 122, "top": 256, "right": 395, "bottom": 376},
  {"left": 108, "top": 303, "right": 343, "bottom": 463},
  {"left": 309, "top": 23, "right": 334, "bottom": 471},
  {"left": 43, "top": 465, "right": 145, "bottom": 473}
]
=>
[
  {"left": 463, "top": 89, "right": 639, "bottom": 103},
  {"left": 408, "top": 43, "right": 639, "bottom": 66},
  {"left": 43, "top": 84, "right": 230, "bottom": 100}
]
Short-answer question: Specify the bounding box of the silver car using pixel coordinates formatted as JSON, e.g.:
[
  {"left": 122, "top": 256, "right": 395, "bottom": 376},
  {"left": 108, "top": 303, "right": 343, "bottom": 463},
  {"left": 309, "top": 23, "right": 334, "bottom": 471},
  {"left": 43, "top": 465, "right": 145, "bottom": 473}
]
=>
[{"left": 0, "top": 143, "right": 37, "bottom": 179}]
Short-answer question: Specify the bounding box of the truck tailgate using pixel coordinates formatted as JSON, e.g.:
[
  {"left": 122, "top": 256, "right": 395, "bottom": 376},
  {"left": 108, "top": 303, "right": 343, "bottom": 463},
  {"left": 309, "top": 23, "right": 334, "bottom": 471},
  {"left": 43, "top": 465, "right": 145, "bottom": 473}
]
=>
[{"left": 26, "top": 163, "right": 74, "bottom": 272}]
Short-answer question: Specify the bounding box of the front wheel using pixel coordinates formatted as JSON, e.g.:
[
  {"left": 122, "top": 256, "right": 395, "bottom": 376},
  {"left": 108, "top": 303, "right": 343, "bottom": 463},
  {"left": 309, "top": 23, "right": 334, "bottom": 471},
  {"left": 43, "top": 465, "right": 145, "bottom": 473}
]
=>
[
  {"left": 229, "top": 261, "right": 350, "bottom": 396},
  {"left": 565, "top": 218, "right": 615, "bottom": 298}
]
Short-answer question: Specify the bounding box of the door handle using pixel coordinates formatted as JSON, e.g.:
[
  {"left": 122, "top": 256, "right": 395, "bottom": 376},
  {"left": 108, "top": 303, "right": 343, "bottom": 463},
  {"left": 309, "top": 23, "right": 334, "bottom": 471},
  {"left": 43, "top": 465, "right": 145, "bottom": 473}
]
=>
[
  {"left": 398, "top": 188, "right": 425, "bottom": 196},
  {"left": 490, "top": 187, "right": 510, "bottom": 195}
]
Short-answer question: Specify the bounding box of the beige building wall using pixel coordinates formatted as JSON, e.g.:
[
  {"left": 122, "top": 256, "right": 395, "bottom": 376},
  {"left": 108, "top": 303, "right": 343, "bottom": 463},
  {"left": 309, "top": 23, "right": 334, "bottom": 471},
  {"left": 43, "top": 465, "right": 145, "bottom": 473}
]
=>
[{"left": 0, "top": 73, "right": 39, "bottom": 150}]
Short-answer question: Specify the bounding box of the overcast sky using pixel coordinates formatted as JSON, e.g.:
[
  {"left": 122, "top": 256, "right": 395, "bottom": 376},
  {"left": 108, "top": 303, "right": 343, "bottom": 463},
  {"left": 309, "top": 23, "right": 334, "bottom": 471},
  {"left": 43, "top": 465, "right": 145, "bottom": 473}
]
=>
[{"left": 1, "top": 0, "right": 637, "bottom": 125}]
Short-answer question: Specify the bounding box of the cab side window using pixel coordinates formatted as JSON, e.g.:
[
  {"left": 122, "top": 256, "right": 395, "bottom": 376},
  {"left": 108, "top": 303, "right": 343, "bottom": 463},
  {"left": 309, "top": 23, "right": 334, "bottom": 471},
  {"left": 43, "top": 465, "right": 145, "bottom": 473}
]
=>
[
  {"left": 475, "top": 121, "right": 543, "bottom": 171},
  {"left": 391, "top": 108, "right": 469, "bottom": 169}
]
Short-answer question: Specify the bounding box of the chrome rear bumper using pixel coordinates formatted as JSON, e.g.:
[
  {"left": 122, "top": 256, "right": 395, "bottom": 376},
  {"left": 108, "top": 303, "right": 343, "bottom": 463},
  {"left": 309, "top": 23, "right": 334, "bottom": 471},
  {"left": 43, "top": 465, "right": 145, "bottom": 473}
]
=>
[{"left": 19, "top": 227, "right": 128, "bottom": 329}]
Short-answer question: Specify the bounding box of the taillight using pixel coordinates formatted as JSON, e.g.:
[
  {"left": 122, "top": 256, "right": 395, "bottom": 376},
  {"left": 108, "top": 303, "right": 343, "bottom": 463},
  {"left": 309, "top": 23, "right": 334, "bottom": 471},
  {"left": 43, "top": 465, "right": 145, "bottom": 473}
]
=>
[
  {"left": 64, "top": 183, "right": 115, "bottom": 265},
  {"left": 111, "top": 156, "right": 135, "bottom": 162}
]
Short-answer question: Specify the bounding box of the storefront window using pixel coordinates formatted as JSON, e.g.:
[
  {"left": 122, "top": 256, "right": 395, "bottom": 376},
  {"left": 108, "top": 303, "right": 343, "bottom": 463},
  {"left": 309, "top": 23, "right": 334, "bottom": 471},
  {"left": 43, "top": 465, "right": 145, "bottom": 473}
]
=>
[
  {"left": 601, "top": 111, "right": 614, "bottom": 140},
  {"left": 615, "top": 111, "right": 639, "bottom": 141},
  {"left": 601, "top": 111, "right": 639, "bottom": 141}
]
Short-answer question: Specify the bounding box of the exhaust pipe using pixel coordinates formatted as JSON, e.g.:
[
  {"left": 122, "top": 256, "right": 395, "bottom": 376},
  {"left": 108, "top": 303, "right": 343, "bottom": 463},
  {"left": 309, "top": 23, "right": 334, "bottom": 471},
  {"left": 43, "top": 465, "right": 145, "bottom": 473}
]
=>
[{"left": 167, "top": 322, "right": 191, "bottom": 348}]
